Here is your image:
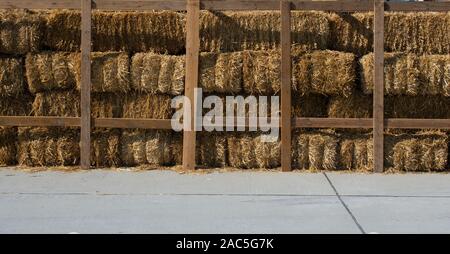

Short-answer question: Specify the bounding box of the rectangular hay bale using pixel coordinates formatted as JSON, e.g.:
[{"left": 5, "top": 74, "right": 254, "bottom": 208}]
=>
[
  {"left": 0, "top": 127, "right": 16, "bottom": 166},
  {"left": 0, "top": 57, "right": 24, "bottom": 97},
  {"left": 122, "top": 93, "right": 173, "bottom": 119},
  {"left": 0, "top": 94, "right": 33, "bottom": 116}
]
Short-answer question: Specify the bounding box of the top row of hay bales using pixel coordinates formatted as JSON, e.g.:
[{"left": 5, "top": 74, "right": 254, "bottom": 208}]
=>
[{"left": 0, "top": 10, "right": 448, "bottom": 55}]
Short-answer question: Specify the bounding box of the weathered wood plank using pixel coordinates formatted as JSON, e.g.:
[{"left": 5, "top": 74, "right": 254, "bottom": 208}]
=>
[
  {"left": 93, "top": 118, "right": 172, "bottom": 129},
  {"left": 182, "top": 0, "right": 200, "bottom": 171},
  {"left": 373, "top": 0, "right": 385, "bottom": 173},
  {"left": 0, "top": 117, "right": 81, "bottom": 127},
  {"left": 280, "top": 0, "right": 292, "bottom": 172},
  {"left": 80, "top": 0, "right": 92, "bottom": 170}
]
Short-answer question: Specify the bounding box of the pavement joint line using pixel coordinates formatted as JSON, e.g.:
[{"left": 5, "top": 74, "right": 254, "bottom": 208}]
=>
[{"left": 323, "top": 172, "right": 366, "bottom": 234}]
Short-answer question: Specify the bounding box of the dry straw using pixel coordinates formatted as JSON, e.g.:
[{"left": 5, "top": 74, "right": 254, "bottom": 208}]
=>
[
  {"left": 32, "top": 91, "right": 122, "bottom": 118},
  {"left": 122, "top": 93, "right": 173, "bottom": 119},
  {"left": 0, "top": 57, "right": 24, "bottom": 97},
  {"left": 91, "top": 128, "right": 121, "bottom": 167},
  {"left": 197, "top": 132, "right": 227, "bottom": 167},
  {"left": 0, "top": 127, "right": 16, "bottom": 166},
  {"left": 360, "top": 53, "right": 450, "bottom": 96},
  {"left": 328, "top": 12, "right": 450, "bottom": 55},
  {"left": 0, "top": 95, "right": 33, "bottom": 116},
  {"left": 0, "top": 10, "right": 43, "bottom": 54},
  {"left": 131, "top": 53, "right": 185, "bottom": 95},
  {"left": 26, "top": 52, "right": 78, "bottom": 93},
  {"left": 46, "top": 10, "right": 186, "bottom": 54},
  {"left": 328, "top": 92, "right": 450, "bottom": 119},
  {"left": 17, "top": 127, "right": 80, "bottom": 167},
  {"left": 200, "top": 11, "right": 329, "bottom": 52}
]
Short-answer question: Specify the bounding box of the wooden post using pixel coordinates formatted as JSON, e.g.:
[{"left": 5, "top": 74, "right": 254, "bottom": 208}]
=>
[
  {"left": 80, "top": 0, "right": 92, "bottom": 170},
  {"left": 183, "top": 0, "right": 200, "bottom": 171},
  {"left": 280, "top": 0, "right": 292, "bottom": 172},
  {"left": 373, "top": 0, "right": 384, "bottom": 173}
]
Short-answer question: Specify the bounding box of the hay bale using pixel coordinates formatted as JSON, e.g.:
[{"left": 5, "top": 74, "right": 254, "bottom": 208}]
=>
[
  {"left": 387, "top": 132, "right": 448, "bottom": 172},
  {"left": 328, "top": 92, "right": 450, "bottom": 119},
  {"left": 32, "top": 91, "right": 122, "bottom": 118},
  {"left": 338, "top": 133, "right": 373, "bottom": 171},
  {"left": 0, "top": 10, "right": 43, "bottom": 54},
  {"left": 197, "top": 132, "right": 227, "bottom": 167},
  {"left": 25, "top": 52, "right": 78, "bottom": 93},
  {"left": 360, "top": 53, "right": 450, "bottom": 96},
  {"left": 74, "top": 52, "right": 130, "bottom": 93},
  {"left": 17, "top": 127, "right": 79, "bottom": 167},
  {"left": 328, "top": 12, "right": 450, "bottom": 55},
  {"left": 131, "top": 53, "right": 184, "bottom": 95},
  {"left": 0, "top": 127, "right": 16, "bottom": 166},
  {"left": 292, "top": 94, "right": 329, "bottom": 117},
  {"left": 292, "top": 130, "right": 338, "bottom": 170},
  {"left": 91, "top": 129, "right": 121, "bottom": 167},
  {"left": 200, "top": 52, "right": 243, "bottom": 94},
  {"left": 0, "top": 94, "right": 33, "bottom": 116},
  {"left": 293, "top": 50, "right": 356, "bottom": 97},
  {"left": 0, "top": 57, "right": 24, "bottom": 97},
  {"left": 200, "top": 11, "right": 329, "bottom": 52},
  {"left": 122, "top": 93, "right": 173, "bottom": 119},
  {"left": 242, "top": 50, "right": 280, "bottom": 95},
  {"left": 46, "top": 10, "right": 186, "bottom": 54},
  {"left": 120, "top": 129, "right": 181, "bottom": 167}
]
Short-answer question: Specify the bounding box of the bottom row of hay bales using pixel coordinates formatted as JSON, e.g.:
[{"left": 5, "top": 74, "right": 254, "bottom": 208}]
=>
[{"left": 1, "top": 127, "right": 447, "bottom": 172}]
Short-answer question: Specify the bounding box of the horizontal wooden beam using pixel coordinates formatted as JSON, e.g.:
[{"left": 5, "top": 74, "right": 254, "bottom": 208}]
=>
[
  {"left": 93, "top": 118, "right": 173, "bottom": 129},
  {"left": 0, "top": 116, "right": 81, "bottom": 127},
  {"left": 0, "top": 0, "right": 448, "bottom": 12},
  {"left": 293, "top": 118, "right": 450, "bottom": 129}
]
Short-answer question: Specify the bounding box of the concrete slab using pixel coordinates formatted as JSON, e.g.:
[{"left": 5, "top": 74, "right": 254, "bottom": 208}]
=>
[
  {"left": 0, "top": 168, "right": 334, "bottom": 196},
  {"left": 343, "top": 196, "right": 450, "bottom": 234},
  {"left": 0, "top": 194, "right": 359, "bottom": 234},
  {"left": 326, "top": 173, "right": 450, "bottom": 197}
]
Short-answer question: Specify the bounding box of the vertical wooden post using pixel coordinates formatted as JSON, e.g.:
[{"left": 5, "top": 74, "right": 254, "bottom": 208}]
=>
[
  {"left": 280, "top": 0, "right": 292, "bottom": 172},
  {"left": 183, "top": 0, "right": 200, "bottom": 171},
  {"left": 80, "top": 0, "right": 92, "bottom": 170},
  {"left": 373, "top": 0, "right": 384, "bottom": 173}
]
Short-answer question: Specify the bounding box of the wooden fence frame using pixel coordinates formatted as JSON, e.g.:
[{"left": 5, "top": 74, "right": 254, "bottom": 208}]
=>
[{"left": 0, "top": 0, "right": 449, "bottom": 171}]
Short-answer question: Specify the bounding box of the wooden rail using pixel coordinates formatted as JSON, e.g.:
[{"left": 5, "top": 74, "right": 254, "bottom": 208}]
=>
[
  {"left": 0, "top": 0, "right": 449, "bottom": 172},
  {"left": 0, "top": 0, "right": 449, "bottom": 11}
]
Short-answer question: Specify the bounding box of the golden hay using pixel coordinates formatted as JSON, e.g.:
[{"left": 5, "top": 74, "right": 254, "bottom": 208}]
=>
[
  {"left": 45, "top": 10, "right": 186, "bottom": 54},
  {"left": 0, "top": 57, "right": 24, "bottom": 97},
  {"left": 293, "top": 50, "right": 356, "bottom": 97},
  {"left": 338, "top": 133, "right": 373, "bottom": 171},
  {"left": 200, "top": 11, "right": 329, "bottom": 52},
  {"left": 360, "top": 53, "right": 450, "bottom": 96},
  {"left": 0, "top": 10, "right": 43, "bottom": 54},
  {"left": 292, "top": 130, "right": 338, "bottom": 170},
  {"left": 328, "top": 92, "right": 450, "bottom": 119},
  {"left": 25, "top": 52, "right": 77, "bottom": 93},
  {"left": 131, "top": 53, "right": 184, "bottom": 95},
  {"left": 328, "top": 12, "right": 450, "bottom": 55},
  {"left": 17, "top": 127, "right": 80, "bottom": 167},
  {"left": 0, "top": 127, "right": 16, "bottom": 166},
  {"left": 122, "top": 93, "right": 173, "bottom": 119},
  {"left": 120, "top": 130, "right": 181, "bottom": 167},
  {"left": 197, "top": 132, "right": 227, "bottom": 167},
  {"left": 0, "top": 94, "right": 33, "bottom": 116},
  {"left": 91, "top": 128, "right": 121, "bottom": 167},
  {"left": 32, "top": 91, "right": 122, "bottom": 118},
  {"left": 74, "top": 52, "right": 130, "bottom": 93},
  {"left": 242, "top": 50, "right": 280, "bottom": 95},
  {"left": 200, "top": 52, "right": 243, "bottom": 94}
]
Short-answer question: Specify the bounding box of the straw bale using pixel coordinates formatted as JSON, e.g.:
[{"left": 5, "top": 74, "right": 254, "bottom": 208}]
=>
[
  {"left": 338, "top": 133, "right": 373, "bottom": 171},
  {"left": 91, "top": 128, "right": 121, "bottom": 167},
  {"left": 242, "top": 50, "right": 281, "bottom": 95},
  {"left": 328, "top": 12, "right": 450, "bottom": 55},
  {"left": 293, "top": 50, "right": 356, "bottom": 97},
  {"left": 45, "top": 10, "right": 186, "bottom": 54},
  {"left": 17, "top": 127, "right": 79, "bottom": 167},
  {"left": 292, "top": 130, "right": 338, "bottom": 170},
  {"left": 25, "top": 52, "right": 77, "bottom": 93},
  {"left": 0, "top": 57, "right": 24, "bottom": 97},
  {"left": 131, "top": 53, "right": 184, "bottom": 95},
  {"left": 197, "top": 132, "right": 227, "bottom": 167},
  {"left": 200, "top": 52, "right": 243, "bottom": 94},
  {"left": 122, "top": 93, "right": 173, "bottom": 119},
  {"left": 0, "top": 94, "right": 33, "bottom": 116},
  {"left": 32, "top": 91, "right": 122, "bottom": 118},
  {"left": 200, "top": 11, "right": 329, "bottom": 52},
  {"left": 0, "top": 127, "right": 16, "bottom": 166},
  {"left": 292, "top": 94, "right": 329, "bottom": 117},
  {"left": 0, "top": 10, "right": 43, "bottom": 54},
  {"left": 360, "top": 53, "right": 450, "bottom": 96}
]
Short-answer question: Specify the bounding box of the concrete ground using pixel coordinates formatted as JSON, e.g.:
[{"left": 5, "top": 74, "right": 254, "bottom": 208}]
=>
[{"left": 1, "top": 168, "right": 450, "bottom": 234}]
